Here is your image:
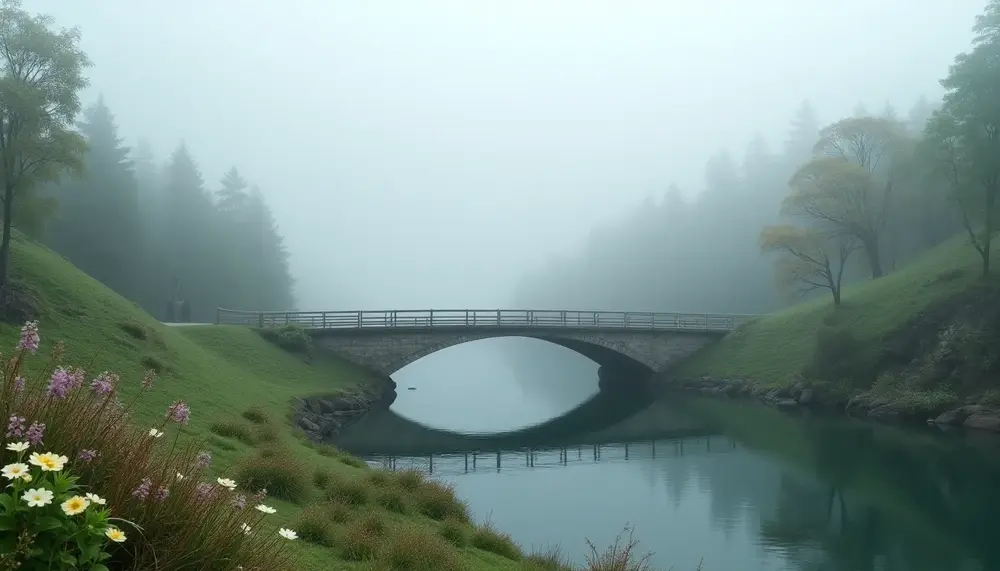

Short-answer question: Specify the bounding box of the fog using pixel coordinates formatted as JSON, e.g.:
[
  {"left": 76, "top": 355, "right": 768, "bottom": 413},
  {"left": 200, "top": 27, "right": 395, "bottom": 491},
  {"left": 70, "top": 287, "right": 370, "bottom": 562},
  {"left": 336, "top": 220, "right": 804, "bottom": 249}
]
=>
[{"left": 24, "top": 0, "right": 984, "bottom": 311}]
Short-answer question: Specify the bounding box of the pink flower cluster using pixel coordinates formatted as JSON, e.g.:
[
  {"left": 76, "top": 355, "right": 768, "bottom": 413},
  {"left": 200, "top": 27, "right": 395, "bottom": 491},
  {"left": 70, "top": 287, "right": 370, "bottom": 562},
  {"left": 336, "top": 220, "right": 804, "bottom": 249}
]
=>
[
  {"left": 166, "top": 401, "right": 190, "bottom": 424},
  {"left": 46, "top": 367, "right": 84, "bottom": 399},
  {"left": 16, "top": 320, "right": 39, "bottom": 353},
  {"left": 90, "top": 371, "right": 120, "bottom": 396}
]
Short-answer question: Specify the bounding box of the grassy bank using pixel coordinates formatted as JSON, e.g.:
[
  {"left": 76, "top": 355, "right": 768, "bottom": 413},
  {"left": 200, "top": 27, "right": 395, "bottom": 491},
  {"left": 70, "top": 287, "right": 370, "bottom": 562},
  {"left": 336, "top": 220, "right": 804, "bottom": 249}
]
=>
[
  {"left": 3, "top": 233, "right": 616, "bottom": 570},
  {"left": 676, "top": 236, "right": 1000, "bottom": 403}
]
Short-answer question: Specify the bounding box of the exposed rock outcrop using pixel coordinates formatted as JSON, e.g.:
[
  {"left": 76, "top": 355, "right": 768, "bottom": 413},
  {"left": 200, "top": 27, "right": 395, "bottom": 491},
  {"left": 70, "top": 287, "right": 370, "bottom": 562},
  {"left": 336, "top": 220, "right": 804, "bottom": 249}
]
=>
[{"left": 293, "top": 376, "right": 397, "bottom": 442}]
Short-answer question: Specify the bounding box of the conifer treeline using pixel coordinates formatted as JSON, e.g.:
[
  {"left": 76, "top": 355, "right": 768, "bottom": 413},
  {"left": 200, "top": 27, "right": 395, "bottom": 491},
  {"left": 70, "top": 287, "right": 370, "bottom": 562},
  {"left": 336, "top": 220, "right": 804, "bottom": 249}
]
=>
[{"left": 43, "top": 97, "right": 295, "bottom": 322}]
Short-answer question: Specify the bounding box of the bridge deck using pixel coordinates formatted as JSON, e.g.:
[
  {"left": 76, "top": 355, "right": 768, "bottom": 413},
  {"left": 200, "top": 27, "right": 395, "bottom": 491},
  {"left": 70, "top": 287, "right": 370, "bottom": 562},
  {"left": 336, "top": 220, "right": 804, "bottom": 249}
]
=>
[{"left": 216, "top": 308, "right": 756, "bottom": 333}]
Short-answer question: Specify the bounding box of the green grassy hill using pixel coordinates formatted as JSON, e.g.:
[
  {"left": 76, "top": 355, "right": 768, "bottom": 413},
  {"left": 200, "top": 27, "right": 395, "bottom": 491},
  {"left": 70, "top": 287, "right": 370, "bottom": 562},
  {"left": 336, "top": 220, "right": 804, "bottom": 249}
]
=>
[
  {"left": 676, "top": 235, "right": 1000, "bottom": 408},
  {"left": 3, "top": 232, "right": 564, "bottom": 571}
]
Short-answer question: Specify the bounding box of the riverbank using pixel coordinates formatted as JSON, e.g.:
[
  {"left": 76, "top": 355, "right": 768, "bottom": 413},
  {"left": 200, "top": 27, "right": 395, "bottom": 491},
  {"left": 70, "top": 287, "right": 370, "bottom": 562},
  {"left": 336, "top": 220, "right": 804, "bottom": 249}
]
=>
[
  {"left": 0, "top": 232, "right": 599, "bottom": 571},
  {"left": 669, "top": 235, "right": 1000, "bottom": 432}
]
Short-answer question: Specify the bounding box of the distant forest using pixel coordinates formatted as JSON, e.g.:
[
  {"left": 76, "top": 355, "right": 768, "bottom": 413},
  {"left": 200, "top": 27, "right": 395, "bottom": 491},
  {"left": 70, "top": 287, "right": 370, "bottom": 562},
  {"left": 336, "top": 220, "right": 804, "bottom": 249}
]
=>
[
  {"left": 513, "top": 96, "right": 957, "bottom": 314},
  {"left": 31, "top": 97, "right": 295, "bottom": 322}
]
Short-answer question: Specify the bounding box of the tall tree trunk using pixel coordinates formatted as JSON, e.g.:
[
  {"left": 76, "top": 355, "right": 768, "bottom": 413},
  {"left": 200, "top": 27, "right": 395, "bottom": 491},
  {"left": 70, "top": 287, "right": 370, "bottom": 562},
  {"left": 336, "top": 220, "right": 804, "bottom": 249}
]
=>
[
  {"left": 862, "top": 233, "right": 883, "bottom": 278},
  {"left": 0, "top": 181, "right": 14, "bottom": 296},
  {"left": 832, "top": 287, "right": 842, "bottom": 306}
]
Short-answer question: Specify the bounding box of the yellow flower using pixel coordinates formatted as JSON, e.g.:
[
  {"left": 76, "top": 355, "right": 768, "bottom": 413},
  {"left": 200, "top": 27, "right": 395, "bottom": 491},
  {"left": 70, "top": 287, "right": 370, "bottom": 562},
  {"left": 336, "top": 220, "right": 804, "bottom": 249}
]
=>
[
  {"left": 105, "top": 527, "right": 127, "bottom": 543},
  {"left": 85, "top": 492, "right": 106, "bottom": 505},
  {"left": 21, "top": 473, "right": 31, "bottom": 483},
  {"left": 278, "top": 528, "right": 297, "bottom": 540},
  {"left": 5, "top": 441, "right": 28, "bottom": 453},
  {"left": 22, "top": 487, "right": 54, "bottom": 507},
  {"left": 255, "top": 504, "right": 276, "bottom": 514},
  {"left": 28, "top": 452, "right": 68, "bottom": 472},
  {"left": 216, "top": 477, "right": 237, "bottom": 490},
  {"left": 61, "top": 495, "right": 90, "bottom": 516},
  {"left": 1, "top": 463, "right": 28, "bottom": 480},
  {"left": 148, "top": 428, "right": 164, "bottom": 438}
]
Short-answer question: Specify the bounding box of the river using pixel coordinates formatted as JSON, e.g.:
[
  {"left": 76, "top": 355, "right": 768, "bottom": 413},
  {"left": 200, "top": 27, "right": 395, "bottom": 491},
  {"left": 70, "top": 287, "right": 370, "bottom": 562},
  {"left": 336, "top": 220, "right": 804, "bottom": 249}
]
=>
[{"left": 332, "top": 338, "right": 1000, "bottom": 571}]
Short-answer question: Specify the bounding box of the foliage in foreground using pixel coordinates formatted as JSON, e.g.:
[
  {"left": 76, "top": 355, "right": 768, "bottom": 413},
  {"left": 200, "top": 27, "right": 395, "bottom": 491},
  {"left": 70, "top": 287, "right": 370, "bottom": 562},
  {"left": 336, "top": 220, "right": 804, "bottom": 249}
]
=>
[{"left": 0, "top": 321, "right": 299, "bottom": 570}]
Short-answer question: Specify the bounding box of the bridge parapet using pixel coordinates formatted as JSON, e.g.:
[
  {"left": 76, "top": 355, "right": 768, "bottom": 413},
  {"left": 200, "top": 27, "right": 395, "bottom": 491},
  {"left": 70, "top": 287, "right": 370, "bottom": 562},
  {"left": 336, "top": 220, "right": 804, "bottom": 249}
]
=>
[{"left": 216, "top": 308, "right": 757, "bottom": 332}]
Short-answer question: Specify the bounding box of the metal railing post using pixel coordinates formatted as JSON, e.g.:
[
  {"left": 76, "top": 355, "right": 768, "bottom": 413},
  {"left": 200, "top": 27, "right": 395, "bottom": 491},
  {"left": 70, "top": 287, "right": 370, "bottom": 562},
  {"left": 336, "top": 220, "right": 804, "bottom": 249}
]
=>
[
  {"left": 356, "top": 311, "right": 362, "bottom": 328},
  {"left": 430, "top": 310, "right": 434, "bottom": 327},
  {"left": 257, "top": 312, "right": 264, "bottom": 328}
]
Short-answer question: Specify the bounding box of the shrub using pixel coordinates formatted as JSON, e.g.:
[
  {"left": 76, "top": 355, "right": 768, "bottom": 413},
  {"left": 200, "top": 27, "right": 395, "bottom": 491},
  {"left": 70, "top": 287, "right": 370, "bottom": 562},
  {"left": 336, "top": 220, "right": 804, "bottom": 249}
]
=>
[
  {"left": 524, "top": 546, "right": 573, "bottom": 570},
  {"left": 376, "top": 488, "right": 408, "bottom": 514},
  {"left": 253, "top": 422, "right": 279, "bottom": 444},
  {"left": 324, "top": 475, "right": 370, "bottom": 506},
  {"left": 439, "top": 517, "right": 468, "bottom": 547},
  {"left": 365, "top": 469, "right": 392, "bottom": 488},
  {"left": 313, "top": 468, "right": 332, "bottom": 489},
  {"left": 234, "top": 449, "right": 311, "bottom": 503},
  {"left": 338, "top": 454, "right": 367, "bottom": 468},
  {"left": 295, "top": 505, "right": 335, "bottom": 546},
  {"left": 258, "top": 324, "right": 313, "bottom": 355},
  {"left": 0, "top": 321, "right": 296, "bottom": 570},
  {"left": 326, "top": 500, "right": 352, "bottom": 523},
  {"left": 471, "top": 519, "right": 521, "bottom": 560},
  {"left": 242, "top": 405, "right": 270, "bottom": 424},
  {"left": 312, "top": 443, "right": 339, "bottom": 457},
  {"left": 340, "top": 511, "right": 388, "bottom": 561},
  {"left": 584, "top": 525, "right": 653, "bottom": 571},
  {"left": 210, "top": 420, "right": 255, "bottom": 444},
  {"left": 373, "top": 525, "right": 465, "bottom": 571},
  {"left": 394, "top": 469, "right": 425, "bottom": 491},
  {"left": 415, "top": 480, "right": 470, "bottom": 522}
]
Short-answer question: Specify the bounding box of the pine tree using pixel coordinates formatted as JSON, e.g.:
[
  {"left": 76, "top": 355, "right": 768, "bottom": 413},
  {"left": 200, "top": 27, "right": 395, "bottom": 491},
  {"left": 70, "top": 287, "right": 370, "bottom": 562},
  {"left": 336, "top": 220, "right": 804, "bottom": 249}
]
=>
[{"left": 48, "top": 96, "right": 142, "bottom": 298}]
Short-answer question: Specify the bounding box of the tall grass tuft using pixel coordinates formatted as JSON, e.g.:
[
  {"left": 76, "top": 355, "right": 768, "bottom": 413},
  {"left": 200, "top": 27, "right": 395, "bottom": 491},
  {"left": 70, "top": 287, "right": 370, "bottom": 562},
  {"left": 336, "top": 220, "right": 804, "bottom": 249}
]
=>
[
  {"left": 324, "top": 474, "right": 370, "bottom": 506},
  {"left": 234, "top": 447, "right": 311, "bottom": 504},
  {"left": 414, "top": 479, "right": 470, "bottom": 522},
  {"left": 340, "top": 510, "right": 389, "bottom": 561},
  {"left": 470, "top": 518, "right": 521, "bottom": 560},
  {"left": 584, "top": 525, "right": 654, "bottom": 571},
  {"left": 372, "top": 525, "right": 465, "bottom": 571},
  {"left": 0, "top": 321, "right": 298, "bottom": 570}
]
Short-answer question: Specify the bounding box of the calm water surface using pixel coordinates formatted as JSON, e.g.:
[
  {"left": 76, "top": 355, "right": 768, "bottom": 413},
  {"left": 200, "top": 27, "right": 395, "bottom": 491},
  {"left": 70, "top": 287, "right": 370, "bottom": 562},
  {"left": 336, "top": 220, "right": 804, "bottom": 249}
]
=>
[{"left": 335, "top": 338, "right": 1000, "bottom": 571}]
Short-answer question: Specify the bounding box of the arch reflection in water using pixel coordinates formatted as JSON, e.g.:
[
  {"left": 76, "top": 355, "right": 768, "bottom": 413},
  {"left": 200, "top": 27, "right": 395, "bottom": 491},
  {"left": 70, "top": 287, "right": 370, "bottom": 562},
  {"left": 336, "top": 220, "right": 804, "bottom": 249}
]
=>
[{"left": 331, "top": 387, "right": 689, "bottom": 457}]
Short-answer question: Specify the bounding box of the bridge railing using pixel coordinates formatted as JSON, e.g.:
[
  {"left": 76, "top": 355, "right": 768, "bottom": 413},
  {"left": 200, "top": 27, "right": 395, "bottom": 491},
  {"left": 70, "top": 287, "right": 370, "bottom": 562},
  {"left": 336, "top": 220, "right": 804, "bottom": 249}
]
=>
[{"left": 216, "top": 308, "right": 758, "bottom": 332}]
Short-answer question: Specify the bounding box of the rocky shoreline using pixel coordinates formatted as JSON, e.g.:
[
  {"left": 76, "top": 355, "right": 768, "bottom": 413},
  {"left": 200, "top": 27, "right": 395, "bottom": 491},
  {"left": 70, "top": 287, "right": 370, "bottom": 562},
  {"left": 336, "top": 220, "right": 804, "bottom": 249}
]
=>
[
  {"left": 293, "top": 376, "right": 397, "bottom": 442},
  {"left": 671, "top": 376, "right": 1000, "bottom": 433}
]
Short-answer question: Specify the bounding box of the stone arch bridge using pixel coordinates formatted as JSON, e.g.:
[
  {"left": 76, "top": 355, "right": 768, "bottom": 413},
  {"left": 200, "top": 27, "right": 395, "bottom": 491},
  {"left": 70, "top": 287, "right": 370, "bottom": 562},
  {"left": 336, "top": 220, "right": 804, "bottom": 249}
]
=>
[{"left": 216, "top": 308, "right": 756, "bottom": 377}]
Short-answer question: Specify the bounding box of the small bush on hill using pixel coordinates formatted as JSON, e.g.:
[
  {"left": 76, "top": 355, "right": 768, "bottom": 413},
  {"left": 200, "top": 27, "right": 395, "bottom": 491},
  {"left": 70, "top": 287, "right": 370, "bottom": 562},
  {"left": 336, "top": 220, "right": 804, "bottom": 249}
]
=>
[
  {"left": 294, "top": 505, "right": 335, "bottom": 546},
  {"left": 471, "top": 519, "right": 521, "bottom": 560},
  {"left": 258, "top": 324, "right": 313, "bottom": 356},
  {"left": 338, "top": 454, "right": 367, "bottom": 468},
  {"left": 242, "top": 405, "right": 270, "bottom": 424},
  {"left": 394, "top": 469, "right": 425, "bottom": 490},
  {"left": 365, "top": 469, "right": 392, "bottom": 488},
  {"left": 376, "top": 488, "right": 409, "bottom": 514},
  {"left": 0, "top": 321, "right": 298, "bottom": 570},
  {"left": 253, "top": 422, "right": 279, "bottom": 444},
  {"left": 415, "top": 479, "right": 470, "bottom": 522},
  {"left": 373, "top": 525, "right": 465, "bottom": 571},
  {"left": 340, "top": 510, "right": 389, "bottom": 561},
  {"left": 326, "top": 500, "right": 352, "bottom": 524},
  {"left": 235, "top": 448, "right": 311, "bottom": 504},
  {"left": 313, "top": 468, "right": 332, "bottom": 489},
  {"left": 439, "top": 517, "right": 468, "bottom": 547},
  {"left": 210, "top": 420, "right": 256, "bottom": 444},
  {"left": 324, "top": 474, "right": 370, "bottom": 506}
]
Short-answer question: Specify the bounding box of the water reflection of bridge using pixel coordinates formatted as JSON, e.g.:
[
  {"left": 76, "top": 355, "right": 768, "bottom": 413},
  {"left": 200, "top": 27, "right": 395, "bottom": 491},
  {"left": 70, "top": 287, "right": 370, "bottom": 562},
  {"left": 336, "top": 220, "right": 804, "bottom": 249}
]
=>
[{"left": 366, "top": 434, "right": 741, "bottom": 477}]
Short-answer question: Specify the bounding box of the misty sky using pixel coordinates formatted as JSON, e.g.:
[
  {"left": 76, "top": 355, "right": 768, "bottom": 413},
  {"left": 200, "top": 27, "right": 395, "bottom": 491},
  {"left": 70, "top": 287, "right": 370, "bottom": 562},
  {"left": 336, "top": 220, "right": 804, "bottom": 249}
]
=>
[{"left": 26, "top": 0, "right": 984, "bottom": 310}]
